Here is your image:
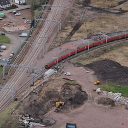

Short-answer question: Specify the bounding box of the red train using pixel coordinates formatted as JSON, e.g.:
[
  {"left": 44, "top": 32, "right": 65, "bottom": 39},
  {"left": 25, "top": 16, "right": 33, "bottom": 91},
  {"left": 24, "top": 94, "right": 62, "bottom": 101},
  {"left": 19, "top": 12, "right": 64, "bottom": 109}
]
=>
[{"left": 45, "top": 31, "right": 128, "bottom": 69}]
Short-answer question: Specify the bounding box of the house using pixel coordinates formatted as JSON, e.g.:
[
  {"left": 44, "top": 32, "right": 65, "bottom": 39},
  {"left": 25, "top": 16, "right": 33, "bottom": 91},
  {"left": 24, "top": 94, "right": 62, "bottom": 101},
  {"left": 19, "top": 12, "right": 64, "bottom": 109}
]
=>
[
  {"left": 0, "top": 0, "right": 11, "bottom": 9},
  {"left": 11, "top": 0, "right": 26, "bottom": 4}
]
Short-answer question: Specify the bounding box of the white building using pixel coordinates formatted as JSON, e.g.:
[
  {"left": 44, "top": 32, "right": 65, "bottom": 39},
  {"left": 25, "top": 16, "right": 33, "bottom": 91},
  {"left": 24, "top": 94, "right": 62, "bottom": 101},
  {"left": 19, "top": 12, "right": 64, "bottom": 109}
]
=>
[
  {"left": 0, "top": 0, "right": 11, "bottom": 9},
  {"left": 11, "top": 0, "right": 26, "bottom": 4}
]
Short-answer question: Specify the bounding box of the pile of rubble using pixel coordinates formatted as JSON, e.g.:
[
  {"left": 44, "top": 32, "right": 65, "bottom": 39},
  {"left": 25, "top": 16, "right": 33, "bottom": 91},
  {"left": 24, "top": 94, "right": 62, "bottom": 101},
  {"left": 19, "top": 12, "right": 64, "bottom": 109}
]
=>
[
  {"left": 95, "top": 88, "right": 128, "bottom": 108},
  {"left": 102, "top": 91, "right": 128, "bottom": 106},
  {"left": 19, "top": 115, "right": 56, "bottom": 128},
  {"left": 22, "top": 78, "right": 88, "bottom": 117}
]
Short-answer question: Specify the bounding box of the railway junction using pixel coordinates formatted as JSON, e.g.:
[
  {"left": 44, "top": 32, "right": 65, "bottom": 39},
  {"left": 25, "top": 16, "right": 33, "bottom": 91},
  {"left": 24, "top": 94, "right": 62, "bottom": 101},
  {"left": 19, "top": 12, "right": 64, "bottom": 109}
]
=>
[{"left": 0, "top": 0, "right": 128, "bottom": 128}]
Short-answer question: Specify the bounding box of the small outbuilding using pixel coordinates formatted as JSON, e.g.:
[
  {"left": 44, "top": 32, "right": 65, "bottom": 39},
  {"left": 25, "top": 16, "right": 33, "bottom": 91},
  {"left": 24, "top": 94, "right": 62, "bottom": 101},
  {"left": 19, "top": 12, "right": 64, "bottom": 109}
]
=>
[
  {"left": 19, "top": 32, "right": 28, "bottom": 37},
  {"left": 11, "top": 0, "right": 26, "bottom": 5},
  {"left": 0, "top": 12, "right": 5, "bottom": 18},
  {"left": 0, "top": 0, "right": 11, "bottom": 9}
]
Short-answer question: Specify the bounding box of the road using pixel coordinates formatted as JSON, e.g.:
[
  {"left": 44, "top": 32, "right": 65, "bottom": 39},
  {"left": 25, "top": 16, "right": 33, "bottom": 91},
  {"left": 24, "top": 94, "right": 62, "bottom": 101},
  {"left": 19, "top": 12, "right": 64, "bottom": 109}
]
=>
[
  {"left": 3, "top": 5, "right": 30, "bottom": 14},
  {"left": 0, "top": 0, "right": 74, "bottom": 112}
]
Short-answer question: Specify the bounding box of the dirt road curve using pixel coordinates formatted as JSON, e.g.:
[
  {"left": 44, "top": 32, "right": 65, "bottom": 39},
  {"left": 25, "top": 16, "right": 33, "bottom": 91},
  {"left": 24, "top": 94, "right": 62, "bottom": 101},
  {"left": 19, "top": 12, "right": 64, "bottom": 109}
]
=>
[{"left": 0, "top": 0, "right": 74, "bottom": 112}]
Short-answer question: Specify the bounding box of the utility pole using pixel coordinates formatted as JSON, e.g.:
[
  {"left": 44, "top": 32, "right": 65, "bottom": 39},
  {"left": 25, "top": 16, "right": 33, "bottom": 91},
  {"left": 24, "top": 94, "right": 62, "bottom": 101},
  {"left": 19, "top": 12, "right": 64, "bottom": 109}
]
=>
[
  {"left": 11, "top": 87, "right": 16, "bottom": 101},
  {"left": 99, "top": 32, "right": 110, "bottom": 43},
  {"left": 52, "top": 57, "right": 59, "bottom": 65},
  {"left": 2, "top": 64, "right": 6, "bottom": 80},
  {"left": 1, "top": 59, "right": 8, "bottom": 80},
  {"left": 31, "top": 69, "right": 35, "bottom": 86},
  {"left": 30, "top": 0, "right": 35, "bottom": 28}
]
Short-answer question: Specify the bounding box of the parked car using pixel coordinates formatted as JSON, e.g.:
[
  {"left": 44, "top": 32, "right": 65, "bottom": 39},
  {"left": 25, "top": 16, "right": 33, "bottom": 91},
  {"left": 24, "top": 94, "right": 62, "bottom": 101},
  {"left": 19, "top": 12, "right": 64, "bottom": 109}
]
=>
[
  {"left": 0, "top": 32, "right": 5, "bottom": 35},
  {"left": 19, "top": 32, "right": 28, "bottom": 37},
  {"left": 15, "top": 12, "right": 21, "bottom": 16},
  {"left": 0, "top": 45, "right": 7, "bottom": 50},
  {"left": 12, "top": 10, "right": 17, "bottom": 14}
]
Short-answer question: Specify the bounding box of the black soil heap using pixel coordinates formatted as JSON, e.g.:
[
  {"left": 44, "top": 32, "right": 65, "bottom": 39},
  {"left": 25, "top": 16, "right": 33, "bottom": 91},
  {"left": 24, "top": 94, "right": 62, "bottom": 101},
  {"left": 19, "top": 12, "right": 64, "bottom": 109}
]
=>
[
  {"left": 23, "top": 81, "right": 88, "bottom": 118},
  {"left": 86, "top": 59, "right": 128, "bottom": 86}
]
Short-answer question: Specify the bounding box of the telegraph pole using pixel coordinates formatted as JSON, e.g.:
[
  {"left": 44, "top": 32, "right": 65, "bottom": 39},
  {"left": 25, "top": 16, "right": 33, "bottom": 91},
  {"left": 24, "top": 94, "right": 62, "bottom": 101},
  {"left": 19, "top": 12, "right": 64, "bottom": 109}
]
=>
[
  {"left": 2, "top": 65, "right": 6, "bottom": 80},
  {"left": 31, "top": 69, "right": 35, "bottom": 86}
]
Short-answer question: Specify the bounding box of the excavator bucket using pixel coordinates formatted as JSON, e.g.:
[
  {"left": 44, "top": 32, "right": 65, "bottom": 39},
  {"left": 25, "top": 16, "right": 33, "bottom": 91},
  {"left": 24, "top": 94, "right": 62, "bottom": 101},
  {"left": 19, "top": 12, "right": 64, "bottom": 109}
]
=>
[{"left": 94, "top": 80, "right": 101, "bottom": 85}]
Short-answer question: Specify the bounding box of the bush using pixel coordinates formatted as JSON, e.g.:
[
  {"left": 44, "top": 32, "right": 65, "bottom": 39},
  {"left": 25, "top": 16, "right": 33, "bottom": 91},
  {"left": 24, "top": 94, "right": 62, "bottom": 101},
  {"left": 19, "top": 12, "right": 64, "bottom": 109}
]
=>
[{"left": 0, "top": 35, "right": 10, "bottom": 44}]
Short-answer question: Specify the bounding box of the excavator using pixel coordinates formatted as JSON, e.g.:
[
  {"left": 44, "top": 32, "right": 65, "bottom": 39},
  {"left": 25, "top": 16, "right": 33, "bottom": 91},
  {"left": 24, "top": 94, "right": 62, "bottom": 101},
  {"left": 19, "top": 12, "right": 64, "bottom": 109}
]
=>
[
  {"left": 55, "top": 101, "right": 64, "bottom": 111},
  {"left": 55, "top": 101, "right": 64, "bottom": 108},
  {"left": 94, "top": 80, "right": 101, "bottom": 85},
  {"left": 55, "top": 102, "right": 77, "bottom": 127}
]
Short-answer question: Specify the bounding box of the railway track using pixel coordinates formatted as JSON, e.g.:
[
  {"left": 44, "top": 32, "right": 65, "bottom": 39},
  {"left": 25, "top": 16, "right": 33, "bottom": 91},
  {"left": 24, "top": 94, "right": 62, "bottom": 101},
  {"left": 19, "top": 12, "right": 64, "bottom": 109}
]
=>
[
  {"left": 0, "top": 0, "right": 74, "bottom": 112},
  {"left": 2, "top": 0, "right": 127, "bottom": 113}
]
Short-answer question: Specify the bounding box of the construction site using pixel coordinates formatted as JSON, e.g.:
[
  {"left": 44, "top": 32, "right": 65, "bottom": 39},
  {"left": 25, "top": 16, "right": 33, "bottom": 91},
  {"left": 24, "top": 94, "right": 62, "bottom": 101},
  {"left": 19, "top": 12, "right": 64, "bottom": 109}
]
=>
[{"left": 0, "top": 0, "right": 128, "bottom": 128}]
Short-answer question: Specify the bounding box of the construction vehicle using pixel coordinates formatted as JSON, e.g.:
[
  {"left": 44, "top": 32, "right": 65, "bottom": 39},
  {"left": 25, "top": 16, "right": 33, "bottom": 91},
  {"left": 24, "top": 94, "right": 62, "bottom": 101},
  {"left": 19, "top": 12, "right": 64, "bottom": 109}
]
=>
[
  {"left": 55, "top": 101, "right": 64, "bottom": 108},
  {"left": 55, "top": 101, "right": 64, "bottom": 112},
  {"left": 94, "top": 80, "right": 101, "bottom": 85}
]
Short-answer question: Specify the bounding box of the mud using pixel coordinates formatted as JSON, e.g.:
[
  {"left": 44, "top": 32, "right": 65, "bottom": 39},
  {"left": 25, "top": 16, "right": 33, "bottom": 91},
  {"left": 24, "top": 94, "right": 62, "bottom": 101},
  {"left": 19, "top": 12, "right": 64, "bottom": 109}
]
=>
[{"left": 86, "top": 59, "right": 128, "bottom": 86}]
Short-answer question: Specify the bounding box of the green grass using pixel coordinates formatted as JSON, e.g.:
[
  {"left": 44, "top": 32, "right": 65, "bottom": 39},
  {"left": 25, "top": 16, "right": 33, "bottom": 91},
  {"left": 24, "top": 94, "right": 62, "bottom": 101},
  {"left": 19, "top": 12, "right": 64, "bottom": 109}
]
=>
[
  {"left": 101, "top": 84, "right": 128, "bottom": 97},
  {"left": 0, "top": 102, "right": 18, "bottom": 128},
  {"left": 0, "top": 67, "right": 3, "bottom": 74},
  {"left": 0, "top": 35, "right": 10, "bottom": 44}
]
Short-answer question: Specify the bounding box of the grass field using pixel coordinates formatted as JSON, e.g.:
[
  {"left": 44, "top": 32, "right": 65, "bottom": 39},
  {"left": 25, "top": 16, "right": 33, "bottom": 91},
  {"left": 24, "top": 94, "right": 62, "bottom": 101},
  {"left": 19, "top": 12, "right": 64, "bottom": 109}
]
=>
[
  {"left": 0, "top": 67, "right": 3, "bottom": 74},
  {"left": 0, "top": 102, "right": 18, "bottom": 128},
  {"left": 101, "top": 84, "right": 128, "bottom": 97},
  {"left": 0, "top": 35, "right": 10, "bottom": 44}
]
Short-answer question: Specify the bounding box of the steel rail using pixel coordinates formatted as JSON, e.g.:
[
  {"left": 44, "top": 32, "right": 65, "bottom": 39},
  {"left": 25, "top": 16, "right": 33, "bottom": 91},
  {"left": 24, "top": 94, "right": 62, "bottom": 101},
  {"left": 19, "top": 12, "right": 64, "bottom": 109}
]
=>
[{"left": 0, "top": 0, "right": 74, "bottom": 112}]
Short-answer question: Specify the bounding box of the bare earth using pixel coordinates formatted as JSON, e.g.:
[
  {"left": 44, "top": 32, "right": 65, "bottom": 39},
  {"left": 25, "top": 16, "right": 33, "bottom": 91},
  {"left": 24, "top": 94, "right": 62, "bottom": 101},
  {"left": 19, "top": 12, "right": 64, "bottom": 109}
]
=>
[
  {"left": 45, "top": 63, "right": 128, "bottom": 128},
  {"left": 48, "top": 102, "right": 128, "bottom": 128}
]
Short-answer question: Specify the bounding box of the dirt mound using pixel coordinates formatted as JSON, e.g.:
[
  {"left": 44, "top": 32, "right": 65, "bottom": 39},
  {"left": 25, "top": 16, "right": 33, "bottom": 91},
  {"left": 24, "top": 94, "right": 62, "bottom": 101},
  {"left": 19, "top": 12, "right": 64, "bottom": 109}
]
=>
[
  {"left": 23, "top": 78, "right": 88, "bottom": 118},
  {"left": 96, "top": 97, "right": 115, "bottom": 107},
  {"left": 86, "top": 59, "right": 128, "bottom": 86},
  {"left": 61, "top": 84, "right": 88, "bottom": 111}
]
